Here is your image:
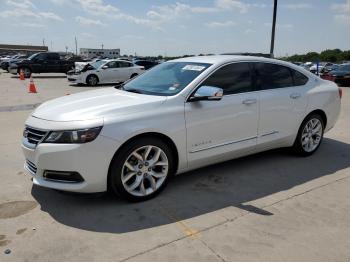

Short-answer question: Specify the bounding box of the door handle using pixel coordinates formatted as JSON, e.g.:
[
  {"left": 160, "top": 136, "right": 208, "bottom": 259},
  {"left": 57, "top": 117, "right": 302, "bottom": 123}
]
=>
[
  {"left": 242, "top": 99, "right": 257, "bottom": 105},
  {"left": 290, "top": 93, "right": 301, "bottom": 99}
]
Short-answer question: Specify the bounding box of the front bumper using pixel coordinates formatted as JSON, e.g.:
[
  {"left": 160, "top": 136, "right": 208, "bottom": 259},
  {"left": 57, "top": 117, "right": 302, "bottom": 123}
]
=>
[
  {"left": 67, "top": 74, "right": 84, "bottom": 83},
  {"left": 22, "top": 123, "right": 121, "bottom": 193},
  {"left": 9, "top": 67, "right": 18, "bottom": 74}
]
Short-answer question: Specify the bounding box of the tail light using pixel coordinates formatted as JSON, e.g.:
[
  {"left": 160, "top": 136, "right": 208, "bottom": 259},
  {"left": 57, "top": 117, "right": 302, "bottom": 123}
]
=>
[{"left": 339, "top": 87, "right": 343, "bottom": 99}]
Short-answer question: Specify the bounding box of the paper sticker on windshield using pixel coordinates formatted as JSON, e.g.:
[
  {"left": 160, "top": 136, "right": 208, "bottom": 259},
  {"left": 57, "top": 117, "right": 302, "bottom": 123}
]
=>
[{"left": 182, "top": 65, "right": 206, "bottom": 71}]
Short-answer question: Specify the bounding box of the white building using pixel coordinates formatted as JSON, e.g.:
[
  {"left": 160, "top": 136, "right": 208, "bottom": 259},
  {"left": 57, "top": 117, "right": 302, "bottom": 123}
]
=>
[{"left": 80, "top": 48, "right": 120, "bottom": 59}]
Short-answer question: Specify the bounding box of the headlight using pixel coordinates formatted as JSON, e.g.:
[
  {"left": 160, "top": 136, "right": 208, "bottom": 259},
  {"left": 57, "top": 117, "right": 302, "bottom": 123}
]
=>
[{"left": 43, "top": 127, "right": 102, "bottom": 144}]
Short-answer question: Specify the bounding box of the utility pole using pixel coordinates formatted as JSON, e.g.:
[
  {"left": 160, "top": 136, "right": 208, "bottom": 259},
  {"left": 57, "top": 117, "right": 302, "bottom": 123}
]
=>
[
  {"left": 75, "top": 36, "right": 78, "bottom": 56},
  {"left": 270, "top": 0, "right": 278, "bottom": 58},
  {"left": 42, "top": 38, "right": 45, "bottom": 47},
  {"left": 101, "top": 43, "right": 104, "bottom": 50},
  {"left": 65, "top": 46, "right": 68, "bottom": 54}
]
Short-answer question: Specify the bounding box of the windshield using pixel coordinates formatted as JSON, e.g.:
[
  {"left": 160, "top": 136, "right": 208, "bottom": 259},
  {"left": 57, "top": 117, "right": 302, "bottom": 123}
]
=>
[
  {"left": 123, "top": 62, "right": 211, "bottom": 96},
  {"left": 28, "top": 53, "right": 39, "bottom": 60},
  {"left": 91, "top": 60, "right": 106, "bottom": 69}
]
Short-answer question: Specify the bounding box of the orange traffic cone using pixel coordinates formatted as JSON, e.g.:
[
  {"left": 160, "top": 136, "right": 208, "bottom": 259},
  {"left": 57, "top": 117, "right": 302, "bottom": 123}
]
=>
[
  {"left": 19, "top": 69, "right": 25, "bottom": 80},
  {"left": 28, "top": 76, "right": 37, "bottom": 93}
]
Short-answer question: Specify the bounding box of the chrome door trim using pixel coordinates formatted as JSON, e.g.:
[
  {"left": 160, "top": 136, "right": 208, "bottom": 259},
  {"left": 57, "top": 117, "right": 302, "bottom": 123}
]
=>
[
  {"left": 260, "top": 131, "right": 279, "bottom": 137},
  {"left": 189, "top": 136, "right": 257, "bottom": 153}
]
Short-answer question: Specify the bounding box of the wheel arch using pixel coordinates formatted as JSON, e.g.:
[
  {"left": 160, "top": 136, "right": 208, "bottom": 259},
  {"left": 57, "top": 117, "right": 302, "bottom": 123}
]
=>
[
  {"left": 130, "top": 73, "right": 138, "bottom": 79},
  {"left": 293, "top": 109, "right": 328, "bottom": 146},
  {"left": 107, "top": 132, "right": 179, "bottom": 189},
  {"left": 305, "top": 109, "right": 327, "bottom": 128}
]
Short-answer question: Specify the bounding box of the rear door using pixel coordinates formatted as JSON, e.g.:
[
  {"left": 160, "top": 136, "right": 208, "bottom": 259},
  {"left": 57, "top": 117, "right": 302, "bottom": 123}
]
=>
[
  {"left": 117, "top": 61, "right": 135, "bottom": 82},
  {"left": 253, "top": 62, "right": 308, "bottom": 149}
]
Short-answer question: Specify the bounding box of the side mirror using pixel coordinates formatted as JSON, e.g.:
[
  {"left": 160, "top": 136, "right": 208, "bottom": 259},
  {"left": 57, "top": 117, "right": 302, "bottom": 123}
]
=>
[
  {"left": 101, "top": 65, "right": 108, "bottom": 69},
  {"left": 189, "top": 86, "right": 223, "bottom": 102}
]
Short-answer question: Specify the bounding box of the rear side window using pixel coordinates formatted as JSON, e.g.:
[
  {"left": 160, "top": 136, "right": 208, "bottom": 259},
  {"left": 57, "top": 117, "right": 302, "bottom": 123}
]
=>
[
  {"left": 254, "top": 63, "right": 294, "bottom": 90},
  {"left": 201, "top": 62, "right": 253, "bottom": 95},
  {"left": 118, "top": 61, "right": 133, "bottom": 68},
  {"left": 47, "top": 53, "right": 59, "bottom": 60},
  {"left": 291, "top": 69, "right": 309, "bottom": 86}
]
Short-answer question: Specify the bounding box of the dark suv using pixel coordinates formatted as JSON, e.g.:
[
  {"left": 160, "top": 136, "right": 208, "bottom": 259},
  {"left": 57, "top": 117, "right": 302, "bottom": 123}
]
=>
[{"left": 8, "top": 52, "right": 75, "bottom": 77}]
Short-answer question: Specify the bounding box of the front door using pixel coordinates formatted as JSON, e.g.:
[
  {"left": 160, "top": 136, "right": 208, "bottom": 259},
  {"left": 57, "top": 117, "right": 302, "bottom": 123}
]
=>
[
  {"left": 185, "top": 62, "right": 259, "bottom": 169},
  {"left": 101, "top": 61, "right": 120, "bottom": 83},
  {"left": 46, "top": 53, "right": 61, "bottom": 73}
]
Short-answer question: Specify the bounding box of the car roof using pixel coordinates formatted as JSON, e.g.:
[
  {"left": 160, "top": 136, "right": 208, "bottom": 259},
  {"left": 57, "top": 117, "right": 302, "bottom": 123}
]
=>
[
  {"left": 171, "top": 55, "right": 317, "bottom": 79},
  {"left": 102, "top": 59, "right": 132, "bottom": 62},
  {"left": 171, "top": 55, "right": 307, "bottom": 70},
  {"left": 171, "top": 55, "right": 286, "bottom": 65}
]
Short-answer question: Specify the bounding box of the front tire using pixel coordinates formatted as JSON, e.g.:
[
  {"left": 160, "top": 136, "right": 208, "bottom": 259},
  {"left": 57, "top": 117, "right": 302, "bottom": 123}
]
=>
[
  {"left": 19, "top": 67, "right": 31, "bottom": 78},
  {"left": 109, "top": 137, "right": 175, "bottom": 201},
  {"left": 86, "top": 74, "right": 99, "bottom": 86},
  {"left": 293, "top": 114, "right": 324, "bottom": 156}
]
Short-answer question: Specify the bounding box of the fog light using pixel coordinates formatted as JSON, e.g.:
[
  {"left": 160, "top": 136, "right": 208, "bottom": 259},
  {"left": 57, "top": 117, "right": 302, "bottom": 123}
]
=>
[{"left": 43, "top": 170, "right": 84, "bottom": 183}]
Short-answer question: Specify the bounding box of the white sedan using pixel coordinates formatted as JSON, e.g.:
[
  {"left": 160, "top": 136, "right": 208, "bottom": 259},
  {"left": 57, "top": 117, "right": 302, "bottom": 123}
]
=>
[
  {"left": 67, "top": 59, "right": 144, "bottom": 86},
  {"left": 22, "top": 55, "right": 341, "bottom": 201}
]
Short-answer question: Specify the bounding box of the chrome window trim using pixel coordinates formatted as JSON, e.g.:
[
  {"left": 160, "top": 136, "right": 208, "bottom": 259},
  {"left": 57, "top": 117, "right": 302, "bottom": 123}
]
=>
[{"left": 185, "top": 60, "right": 310, "bottom": 102}]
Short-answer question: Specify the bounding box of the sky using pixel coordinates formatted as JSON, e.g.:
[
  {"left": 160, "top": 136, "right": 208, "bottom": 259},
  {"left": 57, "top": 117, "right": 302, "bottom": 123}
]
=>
[{"left": 0, "top": 0, "right": 349, "bottom": 57}]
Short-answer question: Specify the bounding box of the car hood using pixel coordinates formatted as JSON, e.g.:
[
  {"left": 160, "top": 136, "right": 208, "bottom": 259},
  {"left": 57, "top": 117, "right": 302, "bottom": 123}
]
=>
[{"left": 32, "top": 87, "right": 167, "bottom": 122}]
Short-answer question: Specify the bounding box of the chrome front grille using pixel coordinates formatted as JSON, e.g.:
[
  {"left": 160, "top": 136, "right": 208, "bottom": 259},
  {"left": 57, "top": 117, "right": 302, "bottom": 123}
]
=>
[
  {"left": 23, "top": 126, "right": 48, "bottom": 146},
  {"left": 25, "top": 160, "right": 37, "bottom": 175}
]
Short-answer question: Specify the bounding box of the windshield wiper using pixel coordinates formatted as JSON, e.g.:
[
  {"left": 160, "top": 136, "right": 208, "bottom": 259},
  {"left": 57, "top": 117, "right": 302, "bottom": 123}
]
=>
[
  {"left": 124, "top": 88, "right": 143, "bottom": 94},
  {"left": 114, "top": 83, "right": 124, "bottom": 90}
]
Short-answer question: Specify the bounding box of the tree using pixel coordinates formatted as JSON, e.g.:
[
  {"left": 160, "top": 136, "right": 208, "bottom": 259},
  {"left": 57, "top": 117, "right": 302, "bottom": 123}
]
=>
[{"left": 320, "top": 49, "right": 342, "bottom": 62}]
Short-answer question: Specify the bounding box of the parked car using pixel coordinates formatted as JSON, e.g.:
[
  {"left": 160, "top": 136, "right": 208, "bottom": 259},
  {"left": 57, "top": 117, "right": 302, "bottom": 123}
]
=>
[
  {"left": 0, "top": 55, "right": 13, "bottom": 63},
  {"left": 309, "top": 62, "right": 334, "bottom": 74},
  {"left": 0, "top": 54, "right": 19, "bottom": 68},
  {"left": 22, "top": 55, "right": 341, "bottom": 201},
  {"left": 133, "top": 60, "right": 159, "bottom": 70},
  {"left": 66, "top": 59, "right": 145, "bottom": 86},
  {"left": 324, "top": 63, "right": 350, "bottom": 86},
  {"left": 8, "top": 52, "right": 76, "bottom": 77},
  {"left": 1, "top": 55, "right": 28, "bottom": 71}
]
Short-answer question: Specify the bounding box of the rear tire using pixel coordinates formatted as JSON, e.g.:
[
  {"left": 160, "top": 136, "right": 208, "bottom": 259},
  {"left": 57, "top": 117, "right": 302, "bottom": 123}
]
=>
[
  {"left": 109, "top": 137, "right": 175, "bottom": 202},
  {"left": 292, "top": 114, "right": 324, "bottom": 156},
  {"left": 86, "top": 75, "right": 99, "bottom": 86}
]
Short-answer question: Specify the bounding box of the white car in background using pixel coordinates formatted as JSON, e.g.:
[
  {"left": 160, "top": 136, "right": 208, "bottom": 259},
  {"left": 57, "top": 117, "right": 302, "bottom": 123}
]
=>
[
  {"left": 74, "top": 58, "right": 105, "bottom": 71},
  {"left": 22, "top": 55, "right": 341, "bottom": 201},
  {"left": 67, "top": 59, "right": 145, "bottom": 86}
]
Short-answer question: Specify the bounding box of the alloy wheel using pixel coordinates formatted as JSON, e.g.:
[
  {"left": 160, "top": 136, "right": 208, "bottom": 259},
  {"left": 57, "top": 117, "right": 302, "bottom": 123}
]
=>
[
  {"left": 88, "top": 76, "right": 98, "bottom": 86},
  {"left": 301, "top": 118, "right": 323, "bottom": 153},
  {"left": 121, "top": 145, "right": 169, "bottom": 197}
]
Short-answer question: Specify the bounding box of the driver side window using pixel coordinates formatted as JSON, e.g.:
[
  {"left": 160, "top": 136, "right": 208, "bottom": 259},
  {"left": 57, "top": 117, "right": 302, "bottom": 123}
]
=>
[
  {"left": 105, "top": 61, "right": 118, "bottom": 68},
  {"left": 35, "top": 53, "right": 47, "bottom": 60},
  {"left": 201, "top": 62, "right": 253, "bottom": 95}
]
